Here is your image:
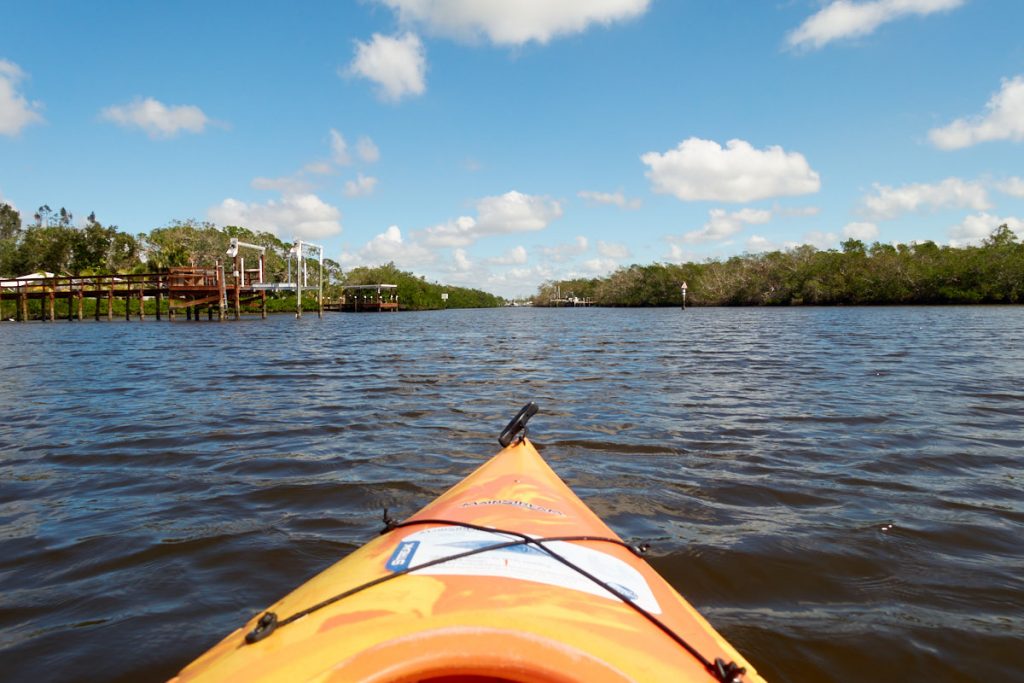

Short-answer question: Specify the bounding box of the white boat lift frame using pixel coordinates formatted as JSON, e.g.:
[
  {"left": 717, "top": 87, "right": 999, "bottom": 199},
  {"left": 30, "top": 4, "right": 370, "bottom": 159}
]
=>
[{"left": 228, "top": 237, "right": 325, "bottom": 318}]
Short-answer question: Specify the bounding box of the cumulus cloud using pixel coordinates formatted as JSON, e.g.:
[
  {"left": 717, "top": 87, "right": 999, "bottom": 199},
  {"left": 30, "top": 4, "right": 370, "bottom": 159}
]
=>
[
  {"left": 418, "top": 191, "right": 562, "bottom": 247},
  {"left": 344, "top": 173, "right": 379, "bottom": 197},
  {"left": 680, "top": 208, "right": 772, "bottom": 244},
  {"left": 540, "top": 236, "right": 589, "bottom": 262},
  {"left": 578, "top": 190, "right": 642, "bottom": 209},
  {"left": 330, "top": 129, "right": 351, "bottom": 165},
  {"left": 581, "top": 257, "right": 619, "bottom": 275},
  {"left": 101, "top": 97, "right": 211, "bottom": 138},
  {"left": 477, "top": 191, "right": 562, "bottom": 233},
  {"left": 997, "top": 177, "right": 1024, "bottom": 198},
  {"left": 357, "top": 136, "right": 380, "bottom": 163},
  {"left": 642, "top": 138, "right": 820, "bottom": 203},
  {"left": 489, "top": 246, "right": 528, "bottom": 265},
  {"left": 787, "top": 0, "right": 965, "bottom": 50},
  {"left": 802, "top": 230, "right": 840, "bottom": 250},
  {"left": 929, "top": 76, "right": 1024, "bottom": 150},
  {"left": 376, "top": 0, "right": 649, "bottom": 46},
  {"left": 208, "top": 193, "right": 342, "bottom": 239},
  {"left": 863, "top": 178, "right": 989, "bottom": 220},
  {"left": 596, "top": 240, "right": 630, "bottom": 259},
  {"left": 346, "top": 32, "right": 426, "bottom": 102},
  {"left": 0, "top": 60, "right": 43, "bottom": 136},
  {"left": 341, "top": 225, "right": 436, "bottom": 269},
  {"left": 842, "top": 221, "right": 880, "bottom": 240},
  {"left": 948, "top": 213, "right": 1022, "bottom": 246},
  {"left": 745, "top": 235, "right": 777, "bottom": 253}
]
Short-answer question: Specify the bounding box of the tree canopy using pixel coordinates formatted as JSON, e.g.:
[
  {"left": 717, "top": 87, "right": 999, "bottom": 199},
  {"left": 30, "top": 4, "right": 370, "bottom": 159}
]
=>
[{"left": 532, "top": 226, "right": 1023, "bottom": 306}]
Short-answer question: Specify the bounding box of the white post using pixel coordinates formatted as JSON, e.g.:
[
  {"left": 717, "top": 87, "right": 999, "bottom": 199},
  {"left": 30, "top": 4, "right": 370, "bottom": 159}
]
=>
[{"left": 296, "top": 240, "right": 303, "bottom": 319}]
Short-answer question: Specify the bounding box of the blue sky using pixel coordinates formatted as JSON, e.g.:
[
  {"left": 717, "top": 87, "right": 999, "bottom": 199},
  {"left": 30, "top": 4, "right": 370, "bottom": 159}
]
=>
[{"left": 2, "top": 0, "right": 1023, "bottom": 297}]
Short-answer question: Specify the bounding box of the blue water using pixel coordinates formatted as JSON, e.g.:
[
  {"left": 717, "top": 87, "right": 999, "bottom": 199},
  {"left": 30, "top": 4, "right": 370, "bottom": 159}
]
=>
[{"left": 1, "top": 306, "right": 1021, "bottom": 681}]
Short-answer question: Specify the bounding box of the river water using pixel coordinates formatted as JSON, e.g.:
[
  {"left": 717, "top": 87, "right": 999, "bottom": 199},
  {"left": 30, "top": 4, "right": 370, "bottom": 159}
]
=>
[{"left": 0, "top": 306, "right": 1021, "bottom": 682}]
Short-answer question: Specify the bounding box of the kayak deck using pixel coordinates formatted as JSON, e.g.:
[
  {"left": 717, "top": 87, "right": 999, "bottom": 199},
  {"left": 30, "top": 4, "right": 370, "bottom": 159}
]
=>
[{"left": 171, "top": 436, "right": 763, "bottom": 683}]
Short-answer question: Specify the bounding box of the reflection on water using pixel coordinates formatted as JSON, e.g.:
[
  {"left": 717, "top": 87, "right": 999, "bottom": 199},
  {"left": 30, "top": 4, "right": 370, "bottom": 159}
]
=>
[{"left": 1, "top": 306, "right": 1021, "bottom": 682}]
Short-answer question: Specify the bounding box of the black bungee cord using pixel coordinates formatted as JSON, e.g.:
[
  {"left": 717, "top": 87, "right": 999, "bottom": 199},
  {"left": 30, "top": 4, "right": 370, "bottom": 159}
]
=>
[{"left": 243, "top": 516, "right": 746, "bottom": 683}]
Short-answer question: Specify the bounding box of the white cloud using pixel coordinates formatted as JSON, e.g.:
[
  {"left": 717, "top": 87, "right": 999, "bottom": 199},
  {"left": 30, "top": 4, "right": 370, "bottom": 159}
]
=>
[
  {"left": 540, "top": 236, "right": 589, "bottom": 262},
  {"left": 357, "top": 136, "right": 380, "bottom": 163},
  {"left": 489, "top": 246, "right": 528, "bottom": 265},
  {"left": 344, "top": 173, "right": 379, "bottom": 197},
  {"left": 0, "top": 60, "right": 43, "bottom": 136},
  {"left": 453, "top": 248, "right": 473, "bottom": 271},
  {"left": 376, "top": 0, "right": 650, "bottom": 46},
  {"left": 419, "top": 191, "right": 562, "bottom": 247},
  {"left": 330, "top": 129, "right": 352, "bottom": 165},
  {"left": 997, "top": 177, "right": 1024, "bottom": 198},
  {"left": 341, "top": 225, "right": 436, "bottom": 269},
  {"left": 949, "top": 213, "right": 1023, "bottom": 246},
  {"left": 101, "top": 97, "right": 210, "bottom": 138},
  {"left": 642, "top": 138, "right": 820, "bottom": 203},
  {"left": 745, "top": 235, "right": 777, "bottom": 253},
  {"left": 304, "top": 161, "right": 334, "bottom": 175},
  {"left": 578, "top": 189, "right": 642, "bottom": 209},
  {"left": 476, "top": 191, "right": 562, "bottom": 233},
  {"left": 929, "top": 76, "right": 1024, "bottom": 149},
  {"left": 581, "top": 257, "right": 619, "bottom": 275},
  {"left": 346, "top": 32, "right": 426, "bottom": 102},
  {"left": 681, "top": 208, "right": 772, "bottom": 244},
  {"left": 208, "top": 193, "right": 342, "bottom": 239},
  {"left": 863, "top": 178, "right": 989, "bottom": 219},
  {"left": 787, "top": 0, "right": 965, "bottom": 50},
  {"left": 842, "top": 221, "right": 880, "bottom": 240},
  {"left": 802, "top": 230, "right": 840, "bottom": 250},
  {"left": 596, "top": 240, "right": 630, "bottom": 259}
]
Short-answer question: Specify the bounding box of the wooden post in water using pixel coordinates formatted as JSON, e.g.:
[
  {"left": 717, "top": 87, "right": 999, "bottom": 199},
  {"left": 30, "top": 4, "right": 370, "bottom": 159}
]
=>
[
  {"left": 155, "top": 290, "right": 162, "bottom": 321},
  {"left": 217, "top": 263, "right": 226, "bottom": 322},
  {"left": 77, "top": 290, "right": 84, "bottom": 321},
  {"left": 138, "top": 289, "right": 145, "bottom": 321},
  {"left": 233, "top": 253, "right": 241, "bottom": 321},
  {"left": 20, "top": 290, "right": 28, "bottom": 322},
  {"left": 107, "top": 281, "right": 113, "bottom": 321},
  {"left": 260, "top": 253, "right": 267, "bottom": 319},
  {"left": 47, "top": 286, "right": 55, "bottom": 321},
  {"left": 125, "top": 290, "right": 131, "bottom": 321}
]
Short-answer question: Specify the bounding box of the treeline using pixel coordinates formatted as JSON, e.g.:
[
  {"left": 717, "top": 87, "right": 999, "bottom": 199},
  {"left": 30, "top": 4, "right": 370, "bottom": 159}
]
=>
[
  {"left": 533, "top": 226, "right": 1023, "bottom": 306},
  {"left": 345, "top": 262, "right": 503, "bottom": 309},
  {"left": 0, "top": 203, "right": 501, "bottom": 311}
]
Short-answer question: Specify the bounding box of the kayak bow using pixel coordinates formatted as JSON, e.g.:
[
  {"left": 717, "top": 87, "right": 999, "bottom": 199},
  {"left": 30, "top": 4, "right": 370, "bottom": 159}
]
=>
[{"left": 171, "top": 405, "right": 764, "bottom": 683}]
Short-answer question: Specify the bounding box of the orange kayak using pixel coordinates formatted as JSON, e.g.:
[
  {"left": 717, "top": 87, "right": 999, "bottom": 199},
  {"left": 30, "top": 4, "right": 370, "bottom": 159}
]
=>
[{"left": 171, "top": 404, "right": 764, "bottom": 683}]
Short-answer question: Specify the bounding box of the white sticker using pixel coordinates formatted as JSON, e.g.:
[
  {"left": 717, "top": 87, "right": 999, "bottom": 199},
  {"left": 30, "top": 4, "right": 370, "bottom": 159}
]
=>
[{"left": 386, "top": 526, "right": 661, "bottom": 614}]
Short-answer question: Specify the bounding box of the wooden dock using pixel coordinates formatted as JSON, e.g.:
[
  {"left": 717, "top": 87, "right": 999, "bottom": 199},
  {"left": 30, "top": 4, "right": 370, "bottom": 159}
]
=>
[
  {"left": 324, "top": 284, "right": 399, "bottom": 312},
  {"left": 0, "top": 267, "right": 310, "bottom": 322}
]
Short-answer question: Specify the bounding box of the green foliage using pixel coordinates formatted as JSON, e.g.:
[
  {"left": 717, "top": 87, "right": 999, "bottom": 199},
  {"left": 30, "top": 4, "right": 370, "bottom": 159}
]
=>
[
  {"left": 344, "top": 262, "right": 502, "bottom": 310},
  {"left": 533, "top": 225, "right": 1024, "bottom": 307}
]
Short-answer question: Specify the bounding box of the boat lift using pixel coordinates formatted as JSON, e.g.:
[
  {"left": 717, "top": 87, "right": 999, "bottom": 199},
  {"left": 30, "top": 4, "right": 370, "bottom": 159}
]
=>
[{"left": 228, "top": 237, "right": 325, "bottom": 319}]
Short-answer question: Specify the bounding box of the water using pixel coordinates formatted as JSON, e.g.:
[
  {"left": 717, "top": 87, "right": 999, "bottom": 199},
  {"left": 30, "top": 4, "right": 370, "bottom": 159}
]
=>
[{"left": 0, "top": 307, "right": 1021, "bottom": 682}]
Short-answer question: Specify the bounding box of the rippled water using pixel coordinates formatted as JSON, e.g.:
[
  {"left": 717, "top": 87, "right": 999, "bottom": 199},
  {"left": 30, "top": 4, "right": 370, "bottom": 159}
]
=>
[{"left": 1, "top": 307, "right": 1021, "bottom": 682}]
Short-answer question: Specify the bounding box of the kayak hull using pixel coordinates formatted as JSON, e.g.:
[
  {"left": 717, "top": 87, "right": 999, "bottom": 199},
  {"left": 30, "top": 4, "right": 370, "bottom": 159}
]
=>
[{"left": 171, "top": 439, "right": 764, "bottom": 683}]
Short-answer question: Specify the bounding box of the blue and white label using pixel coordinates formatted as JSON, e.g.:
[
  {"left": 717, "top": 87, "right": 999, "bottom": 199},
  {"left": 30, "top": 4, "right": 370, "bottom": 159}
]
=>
[
  {"left": 386, "top": 540, "right": 420, "bottom": 571},
  {"left": 384, "top": 526, "right": 660, "bottom": 614}
]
